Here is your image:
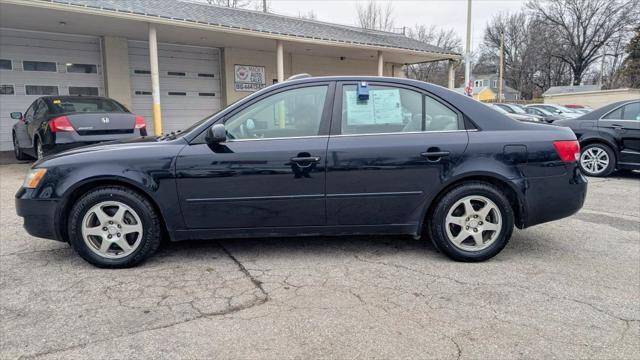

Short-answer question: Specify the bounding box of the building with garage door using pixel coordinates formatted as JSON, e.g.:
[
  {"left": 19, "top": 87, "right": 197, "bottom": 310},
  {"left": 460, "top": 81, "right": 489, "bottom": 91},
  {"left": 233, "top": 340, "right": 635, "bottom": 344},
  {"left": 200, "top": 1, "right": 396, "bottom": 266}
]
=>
[{"left": 0, "top": 0, "right": 461, "bottom": 151}]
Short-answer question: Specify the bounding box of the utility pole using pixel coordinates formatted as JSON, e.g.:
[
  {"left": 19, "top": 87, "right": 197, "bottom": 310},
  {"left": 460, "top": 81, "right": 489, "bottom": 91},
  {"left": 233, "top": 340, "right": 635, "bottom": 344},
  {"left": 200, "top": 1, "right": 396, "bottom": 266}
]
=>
[
  {"left": 498, "top": 32, "right": 504, "bottom": 102},
  {"left": 464, "top": 0, "right": 472, "bottom": 95},
  {"left": 262, "top": 0, "right": 267, "bottom": 12}
]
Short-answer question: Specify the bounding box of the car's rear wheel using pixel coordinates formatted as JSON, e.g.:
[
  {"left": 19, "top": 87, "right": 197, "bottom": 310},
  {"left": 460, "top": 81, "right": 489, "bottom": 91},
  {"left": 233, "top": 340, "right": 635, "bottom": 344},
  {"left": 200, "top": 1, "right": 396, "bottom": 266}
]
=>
[
  {"left": 428, "top": 182, "right": 514, "bottom": 262},
  {"left": 13, "top": 132, "right": 30, "bottom": 161},
  {"left": 34, "top": 138, "right": 45, "bottom": 160},
  {"left": 68, "top": 186, "right": 161, "bottom": 268},
  {"left": 579, "top": 143, "right": 615, "bottom": 177}
]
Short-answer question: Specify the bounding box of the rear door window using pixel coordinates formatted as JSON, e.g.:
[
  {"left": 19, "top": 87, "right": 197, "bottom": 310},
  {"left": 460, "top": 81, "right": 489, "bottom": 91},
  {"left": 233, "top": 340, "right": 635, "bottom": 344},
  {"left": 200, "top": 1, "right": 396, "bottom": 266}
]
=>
[
  {"left": 49, "top": 98, "right": 128, "bottom": 114},
  {"left": 340, "top": 84, "right": 460, "bottom": 135},
  {"left": 341, "top": 85, "right": 422, "bottom": 135},
  {"left": 622, "top": 102, "right": 640, "bottom": 121}
]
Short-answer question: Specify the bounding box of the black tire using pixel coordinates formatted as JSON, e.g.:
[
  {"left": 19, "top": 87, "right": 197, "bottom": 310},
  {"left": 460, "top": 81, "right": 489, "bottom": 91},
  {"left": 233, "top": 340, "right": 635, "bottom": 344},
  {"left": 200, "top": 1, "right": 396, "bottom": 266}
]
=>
[
  {"left": 13, "top": 132, "right": 31, "bottom": 161},
  {"left": 579, "top": 143, "right": 615, "bottom": 177},
  {"left": 428, "top": 182, "right": 514, "bottom": 262},
  {"left": 34, "top": 137, "right": 45, "bottom": 160},
  {"left": 68, "top": 186, "right": 162, "bottom": 268}
]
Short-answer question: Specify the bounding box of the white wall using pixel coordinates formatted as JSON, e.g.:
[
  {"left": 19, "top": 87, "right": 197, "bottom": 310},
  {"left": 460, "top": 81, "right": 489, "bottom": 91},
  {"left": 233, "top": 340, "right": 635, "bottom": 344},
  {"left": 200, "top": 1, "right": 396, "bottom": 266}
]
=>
[
  {"left": 102, "top": 36, "right": 132, "bottom": 109},
  {"left": 221, "top": 47, "right": 404, "bottom": 106}
]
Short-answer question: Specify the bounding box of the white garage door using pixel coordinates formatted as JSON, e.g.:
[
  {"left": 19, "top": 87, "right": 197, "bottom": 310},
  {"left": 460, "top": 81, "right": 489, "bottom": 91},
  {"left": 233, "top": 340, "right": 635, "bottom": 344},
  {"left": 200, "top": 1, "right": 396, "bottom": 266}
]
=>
[
  {"left": 0, "top": 29, "right": 103, "bottom": 151},
  {"left": 128, "top": 41, "right": 221, "bottom": 135}
]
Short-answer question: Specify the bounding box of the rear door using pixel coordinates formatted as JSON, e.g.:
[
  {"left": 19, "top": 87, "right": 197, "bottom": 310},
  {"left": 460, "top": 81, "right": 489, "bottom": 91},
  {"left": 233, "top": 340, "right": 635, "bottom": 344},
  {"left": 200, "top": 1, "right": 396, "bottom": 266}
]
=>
[
  {"left": 600, "top": 101, "right": 640, "bottom": 165},
  {"left": 325, "top": 81, "right": 469, "bottom": 227},
  {"left": 175, "top": 82, "right": 333, "bottom": 229}
]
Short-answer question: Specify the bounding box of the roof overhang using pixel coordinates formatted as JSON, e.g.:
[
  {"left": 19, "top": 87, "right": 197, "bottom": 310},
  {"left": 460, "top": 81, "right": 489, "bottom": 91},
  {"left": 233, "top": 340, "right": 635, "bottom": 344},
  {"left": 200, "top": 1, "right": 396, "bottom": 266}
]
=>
[{"left": 0, "top": 0, "right": 461, "bottom": 64}]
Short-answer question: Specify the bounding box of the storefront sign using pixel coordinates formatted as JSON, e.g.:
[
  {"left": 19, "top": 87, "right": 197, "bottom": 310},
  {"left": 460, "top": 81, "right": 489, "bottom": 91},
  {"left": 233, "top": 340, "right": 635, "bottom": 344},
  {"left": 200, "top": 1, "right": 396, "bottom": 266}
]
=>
[{"left": 234, "top": 65, "right": 266, "bottom": 92}]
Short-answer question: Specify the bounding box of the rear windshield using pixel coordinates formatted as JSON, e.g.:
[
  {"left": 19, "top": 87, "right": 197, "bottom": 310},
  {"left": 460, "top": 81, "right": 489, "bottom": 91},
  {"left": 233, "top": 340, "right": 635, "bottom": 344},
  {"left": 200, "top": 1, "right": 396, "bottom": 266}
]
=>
[{"left": 48, "top": 98, "right": 128, "bottom": 114}]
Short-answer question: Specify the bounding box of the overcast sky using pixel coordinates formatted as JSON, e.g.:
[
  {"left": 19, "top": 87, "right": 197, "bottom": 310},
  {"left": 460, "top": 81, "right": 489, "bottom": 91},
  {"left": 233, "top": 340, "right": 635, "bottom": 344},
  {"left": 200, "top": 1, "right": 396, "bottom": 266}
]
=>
[{"left": 267, "top": 0, "right": 527, "bottom": 50}]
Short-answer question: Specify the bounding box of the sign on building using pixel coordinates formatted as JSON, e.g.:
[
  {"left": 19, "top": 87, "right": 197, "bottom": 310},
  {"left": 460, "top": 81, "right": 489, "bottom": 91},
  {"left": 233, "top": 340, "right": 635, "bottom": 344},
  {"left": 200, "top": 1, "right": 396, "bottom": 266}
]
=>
[{"left": 234, "top": 65, "right": 266, "bottom": 92}]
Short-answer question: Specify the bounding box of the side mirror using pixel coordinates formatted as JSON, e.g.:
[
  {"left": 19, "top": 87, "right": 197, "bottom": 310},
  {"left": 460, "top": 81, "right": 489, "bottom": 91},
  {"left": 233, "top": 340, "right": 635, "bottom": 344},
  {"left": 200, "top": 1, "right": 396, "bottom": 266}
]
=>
[
  {"left": 10, "top": 112, "right": 22, "bottom": 120},
  {"left": 205, "top": 123, "right": 227, "bottom": 144}
]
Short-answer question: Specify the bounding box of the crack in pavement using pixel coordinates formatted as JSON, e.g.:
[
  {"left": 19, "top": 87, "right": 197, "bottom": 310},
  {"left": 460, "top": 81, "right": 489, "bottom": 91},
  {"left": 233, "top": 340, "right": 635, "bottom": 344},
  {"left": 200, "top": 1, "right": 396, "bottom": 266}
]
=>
[{"left": 22, "top": 242, "right": 270, "bottom": 359}]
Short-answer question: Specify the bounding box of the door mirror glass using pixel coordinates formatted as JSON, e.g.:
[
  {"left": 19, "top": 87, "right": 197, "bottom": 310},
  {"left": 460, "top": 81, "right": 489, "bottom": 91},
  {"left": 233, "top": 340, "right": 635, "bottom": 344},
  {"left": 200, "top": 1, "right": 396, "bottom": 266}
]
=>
[
  {"left": 205, "top": 123, "right": 227, "bottom": 144},
  {"left": 10, "top": 112, "right": 22, "bottom": 120}
]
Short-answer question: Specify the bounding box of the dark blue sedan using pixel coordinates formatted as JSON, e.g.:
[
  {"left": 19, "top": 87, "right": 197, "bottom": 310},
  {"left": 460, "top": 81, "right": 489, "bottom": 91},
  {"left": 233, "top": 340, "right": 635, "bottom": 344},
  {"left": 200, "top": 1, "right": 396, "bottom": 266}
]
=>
[{"left": 15, "top": 76, "right": 587, "bottom": 268}]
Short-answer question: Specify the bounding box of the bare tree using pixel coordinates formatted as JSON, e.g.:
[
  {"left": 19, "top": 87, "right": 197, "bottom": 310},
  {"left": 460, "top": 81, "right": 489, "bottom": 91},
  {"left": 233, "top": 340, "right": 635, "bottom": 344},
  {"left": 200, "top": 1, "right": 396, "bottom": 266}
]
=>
[
  {"left": 404, "top": 25, "right": 462, "bottom": 86},
  {"left": 356, "top": 0, "right": 394, "bottom": 32},
  {"left": 298, "top": 10, "right": 318, "bottom": 20},
  {"left": 205, "top": 0, "right": 251, "bottom": 8},
  {"left": 527, "top": 0, "right": 639, "bottom": 85}
]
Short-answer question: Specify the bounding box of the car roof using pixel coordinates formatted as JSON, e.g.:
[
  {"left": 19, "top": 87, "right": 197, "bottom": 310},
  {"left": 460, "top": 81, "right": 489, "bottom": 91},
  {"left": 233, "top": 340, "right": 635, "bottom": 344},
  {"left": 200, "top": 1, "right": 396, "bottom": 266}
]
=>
[
  {"left": 575, "top": 100, "right": 639, "bottom": 120},
  {"left": 181, "top": 76, "right": 528, "bottom": 142}
]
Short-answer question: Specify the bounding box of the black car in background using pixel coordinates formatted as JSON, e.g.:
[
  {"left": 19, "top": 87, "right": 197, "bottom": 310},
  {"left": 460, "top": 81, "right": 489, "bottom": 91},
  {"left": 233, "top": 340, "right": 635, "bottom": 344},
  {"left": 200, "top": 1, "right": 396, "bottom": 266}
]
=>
[
  {"left": 15, "top": 76, "right": 587, "bottom": 268},
  {"left": 11, "top": 96, "right": 147, "bottom": 160},
  {"left": 554, "top": 100, "right": 640, "bottom": 177}
]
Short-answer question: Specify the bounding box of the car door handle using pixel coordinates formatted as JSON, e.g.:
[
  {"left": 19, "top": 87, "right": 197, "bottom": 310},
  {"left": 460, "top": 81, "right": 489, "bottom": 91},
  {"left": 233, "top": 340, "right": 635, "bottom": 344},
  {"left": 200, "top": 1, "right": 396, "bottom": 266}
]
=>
[
  {"left": 420, "top": 151, "right": 451, "bottom": 158},
  {"left": 290, "top": 156, "right": 321, "bottom": 168}
]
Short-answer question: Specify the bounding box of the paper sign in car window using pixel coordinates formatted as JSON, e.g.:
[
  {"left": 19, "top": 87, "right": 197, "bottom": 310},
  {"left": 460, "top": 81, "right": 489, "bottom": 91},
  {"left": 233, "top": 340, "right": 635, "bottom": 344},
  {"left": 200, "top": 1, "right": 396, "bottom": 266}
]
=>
[
  {"left": 371, "top": 89, "right": 402, "bottom": 124},
  {"left": 345, "top": 90, "right": 375, "bottom": 125},
  {"left": 52, "top": 99, "right": 61, "bottom": 104}
]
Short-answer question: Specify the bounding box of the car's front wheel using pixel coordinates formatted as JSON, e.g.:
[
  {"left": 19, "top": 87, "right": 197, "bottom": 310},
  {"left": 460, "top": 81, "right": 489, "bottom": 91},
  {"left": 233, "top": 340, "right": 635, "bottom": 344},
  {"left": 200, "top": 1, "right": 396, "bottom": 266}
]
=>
[
  {"left": 579, "top": 143, "right": 615, "bottom": 177},
  {"left": 428, "top": 182, "right": 514, "bottom": 262},
  {"left": 68, "top": 186, "right": 162, "bottom": 268}
]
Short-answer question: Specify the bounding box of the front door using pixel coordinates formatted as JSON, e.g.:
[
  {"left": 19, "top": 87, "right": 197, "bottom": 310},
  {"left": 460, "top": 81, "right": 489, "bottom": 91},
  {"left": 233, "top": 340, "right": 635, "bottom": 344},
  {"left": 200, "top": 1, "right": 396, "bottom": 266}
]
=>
[
  {"left": 176, "top": 83, "right": 333, "bottom": 229},
  {"left": 325, "top": 82, "right": 469, "bottom": 227},
  {"left": 599, "top": 101, "right": 640, "bottom": 166}
]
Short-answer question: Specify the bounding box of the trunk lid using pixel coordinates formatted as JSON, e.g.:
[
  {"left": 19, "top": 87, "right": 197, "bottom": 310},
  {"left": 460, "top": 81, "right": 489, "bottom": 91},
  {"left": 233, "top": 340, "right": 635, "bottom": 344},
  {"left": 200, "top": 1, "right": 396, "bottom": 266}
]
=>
[{"left": 63, "top": 113, "right": 136, "bottom": 135}]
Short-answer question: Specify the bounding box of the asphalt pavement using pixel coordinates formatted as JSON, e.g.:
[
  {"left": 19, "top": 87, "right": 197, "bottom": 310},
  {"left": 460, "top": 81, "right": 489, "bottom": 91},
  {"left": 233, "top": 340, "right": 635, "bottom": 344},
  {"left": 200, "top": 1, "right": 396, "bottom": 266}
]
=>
[{"left": 1, "top": 162, "right": 638, "bottom": 359}]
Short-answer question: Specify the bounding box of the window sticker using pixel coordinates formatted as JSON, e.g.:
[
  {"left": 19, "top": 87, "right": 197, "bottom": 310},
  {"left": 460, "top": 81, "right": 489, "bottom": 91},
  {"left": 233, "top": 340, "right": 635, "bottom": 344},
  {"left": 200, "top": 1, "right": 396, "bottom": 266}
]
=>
[
  {"left": 345, "top": 88, "right": 402, "bottom": 125},
  {"left": 52, "top": 99, "right": 61, "bottom": 104}
]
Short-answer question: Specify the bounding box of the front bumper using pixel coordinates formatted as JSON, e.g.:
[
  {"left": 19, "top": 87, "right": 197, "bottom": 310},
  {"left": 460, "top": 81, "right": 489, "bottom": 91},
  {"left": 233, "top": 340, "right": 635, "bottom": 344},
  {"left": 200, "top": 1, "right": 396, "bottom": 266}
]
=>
[
  {"left": 522, "top": 165, "right": 587, "bottom": 228},
  {"left": 15, "top": 188, "right": 62, "bottom": 241}
]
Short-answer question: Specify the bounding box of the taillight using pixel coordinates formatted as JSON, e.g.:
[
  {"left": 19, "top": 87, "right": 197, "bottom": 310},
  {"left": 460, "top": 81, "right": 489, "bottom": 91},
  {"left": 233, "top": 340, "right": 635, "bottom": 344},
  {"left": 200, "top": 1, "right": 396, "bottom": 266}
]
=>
[
  {"left": 134, "top": 115, "right": 146, "bottom": 129},
  {"left": 49, "top": 116, "right": 74, "bottom": 132},
  {"left": 553, "top": 140, "right": 580, "bottom": 162}
]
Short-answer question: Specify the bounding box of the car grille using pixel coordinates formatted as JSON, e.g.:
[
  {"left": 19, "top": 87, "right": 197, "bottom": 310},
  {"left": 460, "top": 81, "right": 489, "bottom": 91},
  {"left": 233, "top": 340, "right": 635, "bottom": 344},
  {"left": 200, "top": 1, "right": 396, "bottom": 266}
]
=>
[{"left": 76, "top": 129, "right": 134, "bottom": 136}]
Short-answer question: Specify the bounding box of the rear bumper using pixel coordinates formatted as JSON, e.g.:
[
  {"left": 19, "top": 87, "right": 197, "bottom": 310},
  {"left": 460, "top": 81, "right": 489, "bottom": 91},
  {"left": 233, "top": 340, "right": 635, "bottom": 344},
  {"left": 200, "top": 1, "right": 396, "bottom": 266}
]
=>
[
  {"left": 15, "top": 188, "right": 62, "bottom": 241},
  {"left": 521, "top": 165, "right": 587, "bottom": 228}
]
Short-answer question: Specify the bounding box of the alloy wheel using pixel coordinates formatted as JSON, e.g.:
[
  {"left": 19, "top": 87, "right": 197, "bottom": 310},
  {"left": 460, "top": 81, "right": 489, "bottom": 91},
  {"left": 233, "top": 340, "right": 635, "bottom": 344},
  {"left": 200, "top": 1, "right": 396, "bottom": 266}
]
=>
[
  {"left": 81, "top": 201, "right": 144, "bottom": 259},
  {"left": 580, "top": 147, "right": 609, "bottom": 175},
  {"left": 444, "top": 195, "right": 502, "bottom": 251},
  {"left": 13, "top": 135, "right": 19, "bottom": 157}
]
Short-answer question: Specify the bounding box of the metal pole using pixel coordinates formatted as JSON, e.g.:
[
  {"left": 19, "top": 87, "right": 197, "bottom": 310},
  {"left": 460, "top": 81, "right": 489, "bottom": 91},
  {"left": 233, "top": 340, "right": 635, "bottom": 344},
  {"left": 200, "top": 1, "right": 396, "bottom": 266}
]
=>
[
  {"left": 464, "top": 0, "right": 472, "bottom": 93},
  {"left": 263, "top": 0, "right": 267, "bottom": 12},
  {"left": 276, "top": 40, "right": 284, "bottom": 83},
  {"left": 498, "top": 32, "right": 504, "bottom": 102},
  {"left": 377, "top": 51, "right": 384, "bottom": 76},
  {"left": 148, "top": 23, "right": 162, "bottom": 136}
]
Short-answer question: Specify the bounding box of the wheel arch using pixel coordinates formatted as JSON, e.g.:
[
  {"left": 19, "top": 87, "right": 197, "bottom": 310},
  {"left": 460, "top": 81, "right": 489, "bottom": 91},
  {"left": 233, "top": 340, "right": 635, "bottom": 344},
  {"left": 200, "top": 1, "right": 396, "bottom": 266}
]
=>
[
  {"left": 56, "top": 178, "right": 170, "bottom": 243},
  {"left": 419, "top": 174, "right": 525, "bottom": 237}
]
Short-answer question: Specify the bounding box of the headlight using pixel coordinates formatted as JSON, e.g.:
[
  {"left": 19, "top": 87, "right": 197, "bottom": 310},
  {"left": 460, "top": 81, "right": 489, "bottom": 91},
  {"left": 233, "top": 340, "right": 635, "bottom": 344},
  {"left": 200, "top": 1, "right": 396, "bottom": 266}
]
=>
[{"left": 23, "top": 168, "right": 47, "bottom": 189}]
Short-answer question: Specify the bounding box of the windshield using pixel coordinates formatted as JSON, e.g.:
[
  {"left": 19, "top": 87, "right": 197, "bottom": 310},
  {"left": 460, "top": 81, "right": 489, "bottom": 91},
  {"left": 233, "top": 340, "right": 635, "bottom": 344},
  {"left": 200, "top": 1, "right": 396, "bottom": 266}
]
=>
[
  {"left": 49, "top": 97, "right": 128, "bottom": 114},
  {"left": 491, "top": 105, "right": 509, "bottom": 114},
  {"left": 533, "top": 107, "right": 554, "bottom": 116},
  {"left": 509, "top": 104, "right": 527, "bottom": 114}
]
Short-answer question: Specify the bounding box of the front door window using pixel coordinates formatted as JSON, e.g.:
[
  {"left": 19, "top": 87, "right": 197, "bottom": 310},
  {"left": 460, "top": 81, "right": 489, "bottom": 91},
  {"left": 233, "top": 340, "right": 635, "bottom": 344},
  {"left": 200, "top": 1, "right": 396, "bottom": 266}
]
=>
[{"left": 225, "top": 86, "right": 328, "bottom": 140}]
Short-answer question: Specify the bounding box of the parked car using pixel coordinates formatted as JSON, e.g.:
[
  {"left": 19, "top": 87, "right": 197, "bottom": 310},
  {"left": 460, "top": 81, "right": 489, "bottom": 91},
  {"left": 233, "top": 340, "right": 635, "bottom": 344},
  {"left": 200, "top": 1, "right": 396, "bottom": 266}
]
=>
[
  {"left": 554, "top": 100, "right": 640, "bottom": 177},
  {"left": 15, "top": 76, "right": 587, "bottom": 268},
  {"left": 523, "top": 106, "right": 566, "bottom": 123},
  {"left": 493, "top": 103, "right": 544, "bottom": 122},
  {"left": 490, "top": 104, "right": 542, "bottom": 123},
  {"left": 11, "top": 96, "right": 147, "bottom": 160},
  {"left": 526, "top": 104, "right": 582, "bottom": 118}
]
